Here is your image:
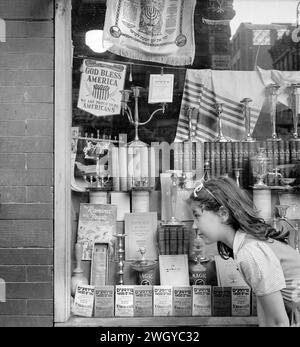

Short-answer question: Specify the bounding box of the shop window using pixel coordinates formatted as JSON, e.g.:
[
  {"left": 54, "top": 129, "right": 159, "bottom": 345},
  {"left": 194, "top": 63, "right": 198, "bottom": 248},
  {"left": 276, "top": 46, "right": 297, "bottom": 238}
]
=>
[{"left": 55, "top": 0, "right": 300, "bottom": 325}]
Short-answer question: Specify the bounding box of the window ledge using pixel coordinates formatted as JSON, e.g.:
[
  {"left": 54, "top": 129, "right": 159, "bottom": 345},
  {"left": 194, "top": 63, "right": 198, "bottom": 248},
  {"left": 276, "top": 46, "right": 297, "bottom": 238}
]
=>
[{"left": 55, "top": 316, "right": 258, "bottom": 327}]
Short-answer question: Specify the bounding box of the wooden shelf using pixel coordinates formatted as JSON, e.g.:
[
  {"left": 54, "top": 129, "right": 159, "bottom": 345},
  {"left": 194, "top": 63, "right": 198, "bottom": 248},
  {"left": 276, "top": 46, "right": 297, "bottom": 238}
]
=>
[{"left": 56, "top": 316, "right": 258, "bottom": 327}]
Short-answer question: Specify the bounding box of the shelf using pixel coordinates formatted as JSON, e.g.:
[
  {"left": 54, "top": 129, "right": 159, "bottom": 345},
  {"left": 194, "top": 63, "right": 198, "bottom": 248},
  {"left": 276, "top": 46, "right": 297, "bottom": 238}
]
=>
[{"left": 56, "top": 316, "right": 258, "bottom": 327}]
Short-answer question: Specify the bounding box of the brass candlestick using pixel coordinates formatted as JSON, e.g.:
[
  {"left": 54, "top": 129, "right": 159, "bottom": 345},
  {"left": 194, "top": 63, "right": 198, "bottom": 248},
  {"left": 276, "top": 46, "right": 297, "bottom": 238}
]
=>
[
  {"left": 267, "top": 83, "right": 281, "bottom": 141},
  {"left": 241, "top": 98, "right": 256, "bottom": 142},
  {"left": 214, "top": 103, "right": 231, "bottom": 142},
  {"left": 289, "top": 83, "right": 300, "bottom": 141},
  {"left": 165, "top": 172, "right": 183, "bottom": 226},
  {"left": 113, "top": 233, "right": 127, "bottom": 285}
]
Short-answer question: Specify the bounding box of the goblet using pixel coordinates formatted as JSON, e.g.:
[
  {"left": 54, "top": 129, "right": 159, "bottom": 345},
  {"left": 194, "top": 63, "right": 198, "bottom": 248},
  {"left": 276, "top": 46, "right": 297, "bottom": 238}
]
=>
[
  {"left": 130, "top": 247, "right": 157, "bottom": 285},
  {"left": 251, "top": 148, "right": 270, "bottom": 188}
]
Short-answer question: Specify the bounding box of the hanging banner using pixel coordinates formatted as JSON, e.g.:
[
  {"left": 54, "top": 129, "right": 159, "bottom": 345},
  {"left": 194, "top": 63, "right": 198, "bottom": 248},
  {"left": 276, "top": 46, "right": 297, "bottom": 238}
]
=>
[
  {"left": 77, "top": 59, "right": 127, "bottom": 117},
  {"left": 103, "top": 0, "right": 196, "bottom": 66}
]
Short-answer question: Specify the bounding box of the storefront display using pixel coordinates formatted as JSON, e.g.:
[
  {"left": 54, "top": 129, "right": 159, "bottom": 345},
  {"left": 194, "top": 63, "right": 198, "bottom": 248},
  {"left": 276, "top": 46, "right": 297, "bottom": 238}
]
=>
[{"left": 53, "top": 0, "right": 300, "bottom": 328}]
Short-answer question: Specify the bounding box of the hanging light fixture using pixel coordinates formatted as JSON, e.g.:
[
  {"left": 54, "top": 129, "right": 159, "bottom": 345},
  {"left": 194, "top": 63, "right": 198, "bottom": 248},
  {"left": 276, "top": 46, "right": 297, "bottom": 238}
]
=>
[{"left": 85, "top": 29, "right": 112, "bottom": 53}]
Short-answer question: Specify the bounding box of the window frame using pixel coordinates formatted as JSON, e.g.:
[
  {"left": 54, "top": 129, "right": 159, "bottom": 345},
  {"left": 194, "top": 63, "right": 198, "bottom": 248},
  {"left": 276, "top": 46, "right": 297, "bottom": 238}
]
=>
[{"left": 54, "top": 0, "right": 72, "bottom": 323}]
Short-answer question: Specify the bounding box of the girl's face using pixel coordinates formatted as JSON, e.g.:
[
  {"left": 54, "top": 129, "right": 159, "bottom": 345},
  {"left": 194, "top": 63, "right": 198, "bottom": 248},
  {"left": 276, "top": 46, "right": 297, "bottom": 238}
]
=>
[{"left": 191, "top": 202, "right": 224, "bottom": 245}]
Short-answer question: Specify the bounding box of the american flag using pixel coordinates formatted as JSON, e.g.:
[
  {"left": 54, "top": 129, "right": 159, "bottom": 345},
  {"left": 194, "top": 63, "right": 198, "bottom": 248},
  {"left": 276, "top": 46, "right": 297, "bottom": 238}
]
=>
[{"left": 175, "top": 69, "right": 264, "bottom": 142}]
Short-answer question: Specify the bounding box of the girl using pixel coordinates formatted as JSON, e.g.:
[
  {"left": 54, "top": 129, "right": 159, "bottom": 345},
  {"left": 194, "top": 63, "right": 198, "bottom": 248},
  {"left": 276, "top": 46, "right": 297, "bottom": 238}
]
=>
[{"left": 189, "top": 176, "right": 300, "bottom": 327}]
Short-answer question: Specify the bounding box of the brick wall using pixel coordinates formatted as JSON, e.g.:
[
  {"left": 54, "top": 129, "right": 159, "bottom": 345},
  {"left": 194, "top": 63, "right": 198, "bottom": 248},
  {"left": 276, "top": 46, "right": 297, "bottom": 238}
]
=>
[{"left": 0, "top": 0, "right": 54, "bottom": 327}]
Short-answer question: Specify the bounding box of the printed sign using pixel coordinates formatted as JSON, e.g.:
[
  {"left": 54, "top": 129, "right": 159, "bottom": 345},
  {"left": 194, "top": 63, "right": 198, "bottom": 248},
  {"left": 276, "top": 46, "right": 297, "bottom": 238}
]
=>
[
  {"left": 148, "top": 74, "right": 174, "bottom": 104},
  {"left": 77, "top": 59, "right": 127, "bottom": 117}
]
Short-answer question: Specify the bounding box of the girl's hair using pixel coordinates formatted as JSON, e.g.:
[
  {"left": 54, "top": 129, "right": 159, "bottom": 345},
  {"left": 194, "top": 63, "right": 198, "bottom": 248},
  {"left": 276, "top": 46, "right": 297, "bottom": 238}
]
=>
[{"left": 189, "top": 177, "right": 288, "bottom": 259}]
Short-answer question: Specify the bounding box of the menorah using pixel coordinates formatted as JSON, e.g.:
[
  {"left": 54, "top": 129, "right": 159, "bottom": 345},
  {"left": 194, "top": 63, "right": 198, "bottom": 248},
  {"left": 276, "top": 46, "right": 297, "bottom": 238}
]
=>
[{"left": 80, "top": 133, "right": 116, "bottom": 191}]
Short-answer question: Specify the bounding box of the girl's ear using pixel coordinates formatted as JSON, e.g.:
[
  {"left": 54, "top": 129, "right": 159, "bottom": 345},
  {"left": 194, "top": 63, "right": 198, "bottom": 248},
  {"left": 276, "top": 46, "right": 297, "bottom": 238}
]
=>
[{"left": 218, "top": 206, "right": 229, "bottom": 222}]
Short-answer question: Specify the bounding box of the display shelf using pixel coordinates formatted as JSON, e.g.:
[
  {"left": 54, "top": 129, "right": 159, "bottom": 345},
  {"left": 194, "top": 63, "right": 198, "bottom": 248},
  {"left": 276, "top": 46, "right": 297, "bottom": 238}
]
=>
[{"left": 56, "top": 316, "right": 258, "bottom": 327}]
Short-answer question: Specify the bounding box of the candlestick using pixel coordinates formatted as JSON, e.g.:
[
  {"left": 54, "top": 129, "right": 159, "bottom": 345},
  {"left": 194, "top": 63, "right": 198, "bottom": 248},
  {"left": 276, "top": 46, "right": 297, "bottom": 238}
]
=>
[
  {"left": 289, "top": 83, "right": 300, "bottom": 141},
  {"left": 213, "top": 103, "right": 231, "bottom": 142},
  {"left": 113, "top": 233, "right": 127, "bottom": 285},
  {"left": 267, "top": 83, "right": 281, "bottom": 141},
  {"left": 241, "top": 98, "right": 256, "bottom": 142}
]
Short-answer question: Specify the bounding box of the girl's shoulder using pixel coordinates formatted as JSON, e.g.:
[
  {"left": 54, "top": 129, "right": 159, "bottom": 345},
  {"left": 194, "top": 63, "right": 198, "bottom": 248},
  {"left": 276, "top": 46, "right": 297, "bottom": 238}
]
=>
[{"left": 237, "top": 236, "right": 279, "bottom": 265}]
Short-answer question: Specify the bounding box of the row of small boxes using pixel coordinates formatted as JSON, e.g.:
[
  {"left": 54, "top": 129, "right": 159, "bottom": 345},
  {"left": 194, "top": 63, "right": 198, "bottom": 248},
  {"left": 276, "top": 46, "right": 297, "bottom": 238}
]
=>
[{"left": 71, "top": 284, "right": 257, "bottom": 318}]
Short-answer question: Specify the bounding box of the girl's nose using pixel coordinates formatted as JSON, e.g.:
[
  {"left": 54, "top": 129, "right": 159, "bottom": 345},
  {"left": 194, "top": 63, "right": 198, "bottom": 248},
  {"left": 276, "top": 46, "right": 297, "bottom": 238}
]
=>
[{"left": 192, "top": 221, "right": 198, "bottom": 229}]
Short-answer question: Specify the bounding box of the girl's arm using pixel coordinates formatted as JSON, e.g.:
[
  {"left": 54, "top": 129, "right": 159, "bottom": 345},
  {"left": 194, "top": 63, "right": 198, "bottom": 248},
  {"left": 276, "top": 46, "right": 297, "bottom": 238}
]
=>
[{"left": 256, "top": 291, "right": 289, "bottom": 327}]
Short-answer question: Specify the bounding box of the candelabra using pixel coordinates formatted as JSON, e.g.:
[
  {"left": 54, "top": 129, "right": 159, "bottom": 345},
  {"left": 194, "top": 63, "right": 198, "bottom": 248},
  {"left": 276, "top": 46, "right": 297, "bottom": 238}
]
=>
[
  {"left": 120, "top": 86, "right": 166, "bottom": 146},
  {"left": 79, "top": 133, "right": 118, "bottom": 190},
  {"left": 241, "top": 98, "right": 256, "bottom": 142},
  {"left": 288, "top": 83, "right": 300, "bottom": 141},
  {"left": 213, "top": 103, "right": 231, "bottom": 142},
  {"left": 267, "top": 83, "right": 281, "bottom": 141},
  {"left": 120, "top": 86, "right": 166, "bottom": 200},
  {"left": 79, "top": 132, "right": 120, "bottom": 203},
  {"left": 113, "top": 233, "right": 127, "bottom": 285}
]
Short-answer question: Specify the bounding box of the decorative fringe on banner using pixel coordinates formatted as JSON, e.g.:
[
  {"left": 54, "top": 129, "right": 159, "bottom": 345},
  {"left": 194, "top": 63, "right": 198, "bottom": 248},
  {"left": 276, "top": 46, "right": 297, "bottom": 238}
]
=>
[
  {"left": 103, "top": 0, "right": 196, "bottom": 66},
  {"left": 175, "top": 69, "right": 266, "bottom": 142},
  {"left": 202, "top": 17, "right": 231, "bottom": 26}
]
